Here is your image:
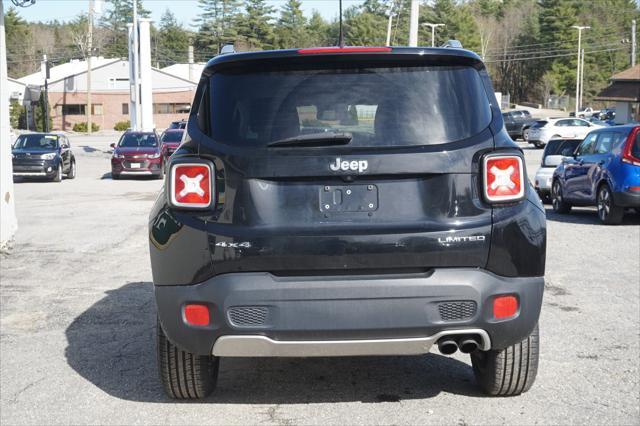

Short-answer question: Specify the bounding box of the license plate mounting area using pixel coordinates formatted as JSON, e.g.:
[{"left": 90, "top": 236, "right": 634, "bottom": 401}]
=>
[{"left": 319, "top": 185, "right": 378, "bottom": 213}]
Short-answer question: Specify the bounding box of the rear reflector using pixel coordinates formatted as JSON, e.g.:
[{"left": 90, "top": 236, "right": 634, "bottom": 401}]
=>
[
  {"left": 493, "top": 295, "right": 518, "bottom": 319},
  {"left": 484, "top": 155, "right": 525, "bottom": 203},
  {"left": 184, "top": 304, "right": 210, "bottom": 326},
  {"left": 170, "top": 162, "right": 213, "bottom": 208},
  {"left": 298, "top": 47, "right": 392, "bottom": 54},
  {"left": 630, "top": 186, "right": 640, "bottom": 191}
]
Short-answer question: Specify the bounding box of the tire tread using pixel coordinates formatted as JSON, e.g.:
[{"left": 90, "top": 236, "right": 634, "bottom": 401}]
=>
[
  {"left": 472, "top": 324, "right": 539, "bottom": 396},
  {"left": 157, "top": 319, "right": 218, "bottom": 399}
]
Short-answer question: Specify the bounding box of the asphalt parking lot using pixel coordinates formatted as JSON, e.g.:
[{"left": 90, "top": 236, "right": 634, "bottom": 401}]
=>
[{"left": 1, "top": 134, "right": 639, "bottom": 425}]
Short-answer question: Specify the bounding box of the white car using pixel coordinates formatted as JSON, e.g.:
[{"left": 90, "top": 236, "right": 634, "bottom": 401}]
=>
[{"left": 527, "top": 118, "right": 604, "bottom": 149}]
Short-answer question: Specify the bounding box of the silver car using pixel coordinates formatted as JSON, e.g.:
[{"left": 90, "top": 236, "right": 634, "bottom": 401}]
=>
[{"left": 534, "top": 138, "right": 583, "bottom": 203}]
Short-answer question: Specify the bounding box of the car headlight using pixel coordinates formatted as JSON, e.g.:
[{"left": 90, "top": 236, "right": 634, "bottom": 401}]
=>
[
  {"left": 114, "top": 152, "right": 125, "bottom": 159},
  {"left": 148, "top": 152, "right": 161, "bottom": 159},
  {"left": 41, "top": 153, "right": 57, "bottom": 160}
]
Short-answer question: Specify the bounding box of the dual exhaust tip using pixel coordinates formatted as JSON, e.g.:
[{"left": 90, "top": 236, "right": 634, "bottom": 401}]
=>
[{"left": 437, "top": 336, "right": 481, "bottom": 355}]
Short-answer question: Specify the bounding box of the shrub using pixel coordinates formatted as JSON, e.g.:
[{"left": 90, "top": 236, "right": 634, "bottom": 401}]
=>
[
  {"left": 72, "top": 122, "right": 100, "bottom": 132},
  {"left": 114, "top": 120, "right": 131, "bottom": 131}
]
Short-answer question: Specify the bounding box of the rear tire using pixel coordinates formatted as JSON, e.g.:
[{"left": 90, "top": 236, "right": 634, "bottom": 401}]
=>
[
  {"left": 552, "top": 180, "right": 572, "bottom": 213},
  {"left": 471, "top": 324, "right": 539, "bottom": 396},
  {"left": 112, "top": 172, "right": 120, "bottom": 180},
  {"left": 157, "top": 318, "right": 219, "bottom": 399},
  {"left": 522, "top": 128, "right": 530, "bottom": 141},
  {"left": 597, "top": 184, "right": 624, "bottom": 225}
]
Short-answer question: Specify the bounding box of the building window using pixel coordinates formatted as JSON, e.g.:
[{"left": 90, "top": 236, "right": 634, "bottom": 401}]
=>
[
  {"left": 62, "top": 104, "right": 85, "bottom": 115},
  {"left": 153, "top": 103, "right": 191, "bottom": 114},
  {"left": 60, "top": 104, "right": 103, "bottom": 115},
  {"left": 122, "top": 103, "right": 129, "bottom": 115}
]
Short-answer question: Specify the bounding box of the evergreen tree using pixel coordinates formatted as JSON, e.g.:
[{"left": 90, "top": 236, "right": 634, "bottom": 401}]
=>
[
  {"left": 4, "top": 7, "right": 33, "bottom": 78},
  {"left": 34, "top": 92, "right": 52, "bottom": 132},
  {"left": 274, "top": 0, "right": 308, "bottom": 49},
  {"left": 195, "top": 0, "right": 242, "bottom": 54},
  {"left": 306, "top": 11, "right": 331, "bottom": 47},
  {"left": 346, "top": 10, "right": 387, "bottom": 46},
  {"left": 100, "top": 0, "right": 151, "bottom": 58},
  {"left": 426, "top": 0, "right": 481, "bottom": 52},
  {"left": 236, "top": 0, "right": 275, "bottom": 50},
  {"left": 157, "top": 9, "right": 192, "bottom": 65}
]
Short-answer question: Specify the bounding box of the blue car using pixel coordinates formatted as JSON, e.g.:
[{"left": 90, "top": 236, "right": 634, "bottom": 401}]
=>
[{"left": 551, "top": 124, "right": 640, "bottom": 224}]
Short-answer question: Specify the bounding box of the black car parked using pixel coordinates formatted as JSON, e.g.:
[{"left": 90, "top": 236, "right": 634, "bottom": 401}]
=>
[
  {"left": 502, "top": 110, "right": 537, "bottom": 141},
  {"left": 12, "top": 133, "right": 76, "bottom": 182},
  {"left": 150, "top": 45, "right": 546, "bottom": 399}
]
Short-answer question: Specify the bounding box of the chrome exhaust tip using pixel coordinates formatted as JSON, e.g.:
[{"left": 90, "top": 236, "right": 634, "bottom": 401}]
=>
[
  {"left": 458, "top": 338, "right": 480, "bottom": 353},
  {"left": 437, "top": 338, "right": 458, "bottom": 355}
]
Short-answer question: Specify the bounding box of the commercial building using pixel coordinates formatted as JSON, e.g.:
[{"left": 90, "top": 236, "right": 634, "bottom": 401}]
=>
[
  {"left": 17, "top": 57, "right": 197, "bottom": 131},
  {"left": 595, "top": 64, "right": 640, "bottom": 124}
]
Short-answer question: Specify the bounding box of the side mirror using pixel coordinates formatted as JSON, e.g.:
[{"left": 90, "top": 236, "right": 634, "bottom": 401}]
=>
[{"left": 110, "top": 143, "right": 116, "bottom": 148}]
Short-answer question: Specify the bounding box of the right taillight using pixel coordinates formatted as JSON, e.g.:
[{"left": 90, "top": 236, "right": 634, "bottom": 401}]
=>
[
  {"left": 622, "top": 126, "right": 640, "bottom": 166},
  {"left": 169, "top": 162, "right": 214, "bottom": 209},
  {"left": 483, "top": 155, "right": 525, "bottom": 203}
]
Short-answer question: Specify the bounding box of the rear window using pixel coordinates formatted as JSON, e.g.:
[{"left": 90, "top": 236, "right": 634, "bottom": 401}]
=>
[
  {"left": 532, "top": 120, "right": 547, "bottom": 128},
  {"left": 633, "top": 132, "right": 640, "bottom": 159},
  {"left": 543, "top": 139, "right": 581, "bottom": 158},
  {"left": 209, "top": 65, "right": 492, "bottom": 147},
  {"left": 161, "top": 131, "right": 183, "bottom": 143}
]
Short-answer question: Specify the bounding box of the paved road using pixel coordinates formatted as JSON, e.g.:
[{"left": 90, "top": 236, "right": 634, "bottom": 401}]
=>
[{"left": 1, "top": 135, "right": 639, "bottom": 425}]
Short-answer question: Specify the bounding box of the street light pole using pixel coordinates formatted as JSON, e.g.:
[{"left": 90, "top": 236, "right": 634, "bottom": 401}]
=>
[
  {"left": 424, "top": 23, "right": 445, "bottom": 47},
  {"left": 572, "top": 25, "right": 589, "bottom": 114},
  {"left": 87, "top": 0, "right": 94, "bottom": 134}
]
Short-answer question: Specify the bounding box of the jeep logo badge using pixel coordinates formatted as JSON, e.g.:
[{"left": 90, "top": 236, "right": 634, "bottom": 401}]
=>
[{"left": 329, "top": 158, "right": 368, "bottom": 173}]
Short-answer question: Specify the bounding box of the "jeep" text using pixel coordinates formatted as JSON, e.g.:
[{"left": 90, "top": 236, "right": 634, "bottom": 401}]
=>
[{"left": 329, "top": 158, "right": 368, "bottom": 173}]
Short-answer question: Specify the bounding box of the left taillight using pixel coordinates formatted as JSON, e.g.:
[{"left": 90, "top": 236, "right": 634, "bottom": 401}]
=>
[
  {"left": 483, "top": 155, "right": 525, "bottom": 203},
  {"left": 169, "top": 162, "right": 214, "bottom": 209},
  {"left": 621, "top": 126, "right": 640, "bottom": 166}
]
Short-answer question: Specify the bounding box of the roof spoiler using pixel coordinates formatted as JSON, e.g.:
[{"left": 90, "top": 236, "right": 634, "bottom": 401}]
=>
[{"left": 441, "top": 40, "right": 463, "bottom": 49}]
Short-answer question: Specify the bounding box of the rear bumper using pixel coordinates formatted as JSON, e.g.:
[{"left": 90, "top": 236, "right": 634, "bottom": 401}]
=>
[
  {"left": 614, "top": 190, "right": 640, "bottom": 207},
  {"left": 155, "top": 268, "right": 544, "bottom": 356}
]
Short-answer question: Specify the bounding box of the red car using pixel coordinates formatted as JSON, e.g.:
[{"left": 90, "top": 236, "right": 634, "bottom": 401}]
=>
[
  {"left": 159, "top": 129, "right": 184, "bottom": 169},
  {"left": 110, "top": 131, "right": 162, "bottom": 179}
]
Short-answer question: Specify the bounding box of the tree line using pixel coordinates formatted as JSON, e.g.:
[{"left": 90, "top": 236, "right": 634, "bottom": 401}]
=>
[{"left": 4, "top": 0, "right": 639, "bottom": 108}]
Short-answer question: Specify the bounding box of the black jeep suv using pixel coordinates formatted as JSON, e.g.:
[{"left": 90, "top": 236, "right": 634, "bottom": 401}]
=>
[{"left": 149, "top": 46, "right": 546, "bottom": 399}]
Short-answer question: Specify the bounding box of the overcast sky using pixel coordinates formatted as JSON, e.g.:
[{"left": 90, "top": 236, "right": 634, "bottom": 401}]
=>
[{"left": 5, "top": 0, "right": 366, "bottom": 29}]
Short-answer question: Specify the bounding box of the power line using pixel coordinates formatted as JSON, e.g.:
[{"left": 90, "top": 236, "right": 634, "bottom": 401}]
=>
[{"left": 484, "top": 46, "right": 630, "bottom": 63}]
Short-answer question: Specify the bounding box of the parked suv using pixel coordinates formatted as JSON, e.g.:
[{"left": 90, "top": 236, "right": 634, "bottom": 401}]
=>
[
  {"left": 110, "top": 131, "right": 162, "bottom": 179},
  {"left": 527, "top": 118, "right": 603, "bottom": 149},
  {"left": 534, "top": 138, "right": 583, "bottom": 203},
  {"left": 159, "top": 129, "right": 184, "bottom": 171},
  {"left": 502, "top": 110, "right": 536, "bottom": 141},
  {"left": 552, "top": 124, "right": 640, "bottom": 224},
  {"left": 150, "top": 46, "right": 546, "bottom": 399},
  {"left": 12, "top": 133, "right": 76, "bottom": 182}
]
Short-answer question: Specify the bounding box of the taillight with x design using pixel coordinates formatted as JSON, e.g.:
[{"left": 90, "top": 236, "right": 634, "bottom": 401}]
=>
[
  {"left": 483, "top": 155, "right": 525, "bottom": 203},
  {"left": 169, "top": 162, "right": 214, "bottom": 209}
]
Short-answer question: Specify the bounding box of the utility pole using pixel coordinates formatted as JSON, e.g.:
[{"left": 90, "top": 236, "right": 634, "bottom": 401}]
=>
[
  {"left": 132, "top": 0, "right": 141, "bottom": 130},
  {"left": 408, "top": 0, "right": 419, "bottom": 47},
  {"left": 579, "top": 48, "right": 585, "bottom": 111},
  {"left": 385, "top": 2, "right": 394, "bottom": 46},
  {"left": 42, "top": 54, "right": 49, "bottom": 132},
  {"left": 86, "top": 0, "right": 94, "bottom": 134},
  {"left": 632, "top": 19, "right": 636, "bottom": 67},
  {"left": 572, "top": 25, "right": 589, "bottom": 115},
  {"left": 188, "top": 45, "right": 194, "bottom": 82},
  {"left": 424, "top": 23, "right": 445, "bottom": 47},
  {"left": 1, "top": 0, "right": 18, "bottom": 250}
]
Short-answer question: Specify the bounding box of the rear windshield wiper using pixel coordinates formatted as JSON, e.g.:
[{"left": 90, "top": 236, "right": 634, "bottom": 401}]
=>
[{"left": 267, "top": 132, "right": 353, "bottom": 148}]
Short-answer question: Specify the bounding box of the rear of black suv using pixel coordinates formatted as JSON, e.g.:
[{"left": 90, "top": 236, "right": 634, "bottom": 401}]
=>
[{"left": 149, "top": 46, "right": 546, "bottom": 399}]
